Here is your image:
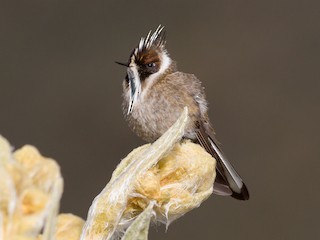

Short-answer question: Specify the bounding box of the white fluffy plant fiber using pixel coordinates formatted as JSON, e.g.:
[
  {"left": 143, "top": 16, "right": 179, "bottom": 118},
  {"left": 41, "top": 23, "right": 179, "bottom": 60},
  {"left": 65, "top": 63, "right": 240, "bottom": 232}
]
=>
[{"left": 81, "top": 107, "right": 216, "bottom": 240}]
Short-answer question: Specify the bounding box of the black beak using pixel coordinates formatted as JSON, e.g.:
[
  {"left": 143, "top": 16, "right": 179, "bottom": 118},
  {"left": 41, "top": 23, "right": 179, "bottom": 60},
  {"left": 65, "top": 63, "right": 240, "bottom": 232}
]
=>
[{"left": 115, "top": 61, "right": 129, "bottom": 67}]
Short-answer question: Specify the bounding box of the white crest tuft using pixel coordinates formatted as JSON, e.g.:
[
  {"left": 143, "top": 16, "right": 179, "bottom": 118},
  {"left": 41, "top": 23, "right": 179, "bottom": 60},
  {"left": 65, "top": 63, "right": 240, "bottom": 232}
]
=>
[{"left": 137, "top": 25, "right": 166, "bottom": 53}]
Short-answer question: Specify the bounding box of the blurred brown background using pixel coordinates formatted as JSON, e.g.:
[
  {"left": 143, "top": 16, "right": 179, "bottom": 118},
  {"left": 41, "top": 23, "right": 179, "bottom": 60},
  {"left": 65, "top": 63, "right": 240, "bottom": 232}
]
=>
[{"left": 1, "top": 0, "right": 319, "bottom": 239}]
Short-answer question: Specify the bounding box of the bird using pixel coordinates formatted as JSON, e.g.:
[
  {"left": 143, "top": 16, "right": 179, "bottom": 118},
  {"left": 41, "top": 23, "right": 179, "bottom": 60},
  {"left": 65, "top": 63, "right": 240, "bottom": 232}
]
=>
[{"left": 116, "top": 25, "right": 249, "bottom": 200}]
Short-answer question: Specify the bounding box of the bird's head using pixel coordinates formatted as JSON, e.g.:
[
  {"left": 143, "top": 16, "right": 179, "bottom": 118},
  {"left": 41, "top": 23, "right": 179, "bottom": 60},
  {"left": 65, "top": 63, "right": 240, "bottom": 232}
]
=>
[{"left": 116, "top": 25, "right": 175, "bottom": 114}]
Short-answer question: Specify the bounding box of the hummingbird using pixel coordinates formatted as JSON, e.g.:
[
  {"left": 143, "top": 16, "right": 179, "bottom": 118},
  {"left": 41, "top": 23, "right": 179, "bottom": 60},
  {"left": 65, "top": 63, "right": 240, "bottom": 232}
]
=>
[{"left": 116, "top": 25, "right": 249, "bottom": 200}]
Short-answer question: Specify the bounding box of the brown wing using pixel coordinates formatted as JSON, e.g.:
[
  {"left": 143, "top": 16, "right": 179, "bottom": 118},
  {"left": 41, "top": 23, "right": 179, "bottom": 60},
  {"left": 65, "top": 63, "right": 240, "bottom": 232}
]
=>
[{"left": 195, "top": 121, "right": 249, "bottom": 200}]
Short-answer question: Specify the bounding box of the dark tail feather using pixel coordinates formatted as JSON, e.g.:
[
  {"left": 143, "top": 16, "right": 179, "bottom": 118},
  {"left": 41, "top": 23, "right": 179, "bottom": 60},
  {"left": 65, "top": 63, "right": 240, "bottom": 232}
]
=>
[
  {"left": 196, "top": 122, "right": 249, "bottom": 201},
  {"left": 231, "top": 183, "right": 249, "bottom": 200}
]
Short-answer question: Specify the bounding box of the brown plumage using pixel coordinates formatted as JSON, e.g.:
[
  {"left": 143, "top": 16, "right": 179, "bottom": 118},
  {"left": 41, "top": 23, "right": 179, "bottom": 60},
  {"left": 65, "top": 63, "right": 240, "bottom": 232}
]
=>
[{"left": 118, "top": 25, "right": 249, "bottom": 200}]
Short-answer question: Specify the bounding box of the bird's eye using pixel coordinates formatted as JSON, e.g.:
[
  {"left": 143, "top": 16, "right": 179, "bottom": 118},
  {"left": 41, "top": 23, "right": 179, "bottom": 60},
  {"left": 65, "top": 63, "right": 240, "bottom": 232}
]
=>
[{"left": 146, "top": 62, "right": 156, "bottom": 68}]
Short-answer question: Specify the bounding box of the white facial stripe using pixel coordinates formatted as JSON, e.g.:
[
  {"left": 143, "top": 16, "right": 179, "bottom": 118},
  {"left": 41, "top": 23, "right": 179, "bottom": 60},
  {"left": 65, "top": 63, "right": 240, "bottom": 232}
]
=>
[
  {"left": 127, "top": 60, "right": 142, "bottom": 114},
  {"left": 138, "top": 50, "right": 171, "bottom": 101},
  {"left": 144, "top": 51, "right": 171, "bottom": 84},
  {"left": 158, "top": 51, "right": 171, "bottom": 75}
]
